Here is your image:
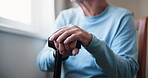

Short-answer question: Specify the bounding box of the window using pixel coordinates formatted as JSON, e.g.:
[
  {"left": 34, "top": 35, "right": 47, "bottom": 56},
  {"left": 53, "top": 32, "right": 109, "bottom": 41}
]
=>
[
  {"left": 0, "top": 0, "right": 55, "bottom": 38},
  {"left": 0, "top": 0, "right": 31, "bottom": 24}
]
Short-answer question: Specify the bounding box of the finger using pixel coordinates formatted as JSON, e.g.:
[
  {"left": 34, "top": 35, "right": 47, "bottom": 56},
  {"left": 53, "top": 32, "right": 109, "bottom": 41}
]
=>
[
  {"left": 72, "top": 48, "right": 79, "bottom": 56},
  {"left": 51, "top": 26, "right": 67, "bottom": 36},
  {"left": 50, "top": 24, "right": 76, "bottom": 41},
  {"left": 64, "top": 33, "right": 81, "bottom": 44},
  {"left": 53, "top": 41, "right": 59, "bottom": 49},
  {"left": 69, "top": 41, "right": 77, "bottom": 49},
  {"left": 64, "top": 44, "right": 71, "bottom": 52},
  {"left": 56, "top": 28, "right": 77, "bottom": 43},
  {"left": 64, "top": 44, "right": 73, "bottom": 56},
  {"left": 59, "top": 43, "right": 65, "bottom": 55},
  {"left": 49, "top": 26, "right": 69, "bottom": 41},
  {"left": 50, "top": 26, "right": 66, "bottom": 38}
]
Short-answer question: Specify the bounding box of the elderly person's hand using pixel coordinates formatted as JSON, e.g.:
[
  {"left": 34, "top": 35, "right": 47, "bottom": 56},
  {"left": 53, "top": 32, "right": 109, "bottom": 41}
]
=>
[
  {"left": 53, "top": 40, "right": 78, "bottom": 57},
  {"left": 50, "top": 24, "right": 92, "bottom": 56}
]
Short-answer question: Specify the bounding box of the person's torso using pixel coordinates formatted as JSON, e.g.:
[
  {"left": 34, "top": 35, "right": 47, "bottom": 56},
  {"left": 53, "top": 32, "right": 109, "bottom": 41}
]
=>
[{"left": 59, "top": 5, "right": 132, "bottom": 78}]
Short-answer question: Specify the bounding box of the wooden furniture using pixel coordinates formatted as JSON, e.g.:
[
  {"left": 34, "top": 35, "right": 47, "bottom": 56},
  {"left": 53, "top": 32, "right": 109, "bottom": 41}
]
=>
[{"left": 135, "top": 16, "right": 148, "bottom": 78}]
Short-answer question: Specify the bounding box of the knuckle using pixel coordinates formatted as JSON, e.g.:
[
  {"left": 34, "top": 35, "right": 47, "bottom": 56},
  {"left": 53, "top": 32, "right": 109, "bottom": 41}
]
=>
[
  {"left": 59, "top": 27, "right": 63, "bottom": 30},
  {"left": 73, "top": 34, "right": 79, "bottom": 39},
  {"left": 75, "top": 28, "right": 79, "bottom": 31},
  {"left": 59, "top": 45, "right": 65, "bottom": 51},
  {"left": 65, "top": 31, "right": 70, "bottom": 35},
  {"left": 70, "top": 34, "right": 77, "bottom": 40},
  {"left": 70, "top": 34, "right": 79, "bottom": 41},
  {"left": 60, "top": 29, "right": 65, "bottom": 33},
  {"left": 78, "top": 31, "right": 83, "bottom": 34},
  {"left": 73, "top": 34, "right": 77, "bottom": 37},
  {"left": 73, "top": 25, "right": 77, "bottom": 27},
  {"left": 74, "top": 25, "right": 79, "bottom": 28},
  {"left": 71, "top": 25, "right": 77, "bottom": 28},
  {"left": 59, "top": 27, "right": 66, "bottom": 32}
]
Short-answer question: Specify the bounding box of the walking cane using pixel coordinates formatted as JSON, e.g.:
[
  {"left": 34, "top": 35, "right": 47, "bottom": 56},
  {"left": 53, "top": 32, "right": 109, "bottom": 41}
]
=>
[{"left": 48, "top": 39, "right": 81, "bottom": 78}]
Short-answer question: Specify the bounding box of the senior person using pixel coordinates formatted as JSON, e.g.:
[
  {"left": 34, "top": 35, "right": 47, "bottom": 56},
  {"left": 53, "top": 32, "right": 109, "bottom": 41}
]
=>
[{"left": 37, "top": 0, "right": 139, "bottom": 78}]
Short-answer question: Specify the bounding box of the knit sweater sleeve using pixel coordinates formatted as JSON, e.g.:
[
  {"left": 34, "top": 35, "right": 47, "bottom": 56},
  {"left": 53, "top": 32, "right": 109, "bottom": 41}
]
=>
[{"left": 84, "top": 14, "right": 139, "bottom": 78}]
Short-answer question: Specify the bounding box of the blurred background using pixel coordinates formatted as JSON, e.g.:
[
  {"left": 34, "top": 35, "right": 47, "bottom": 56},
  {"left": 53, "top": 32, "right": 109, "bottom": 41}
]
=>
[{"left": 0, "top": 0, "right": 148, "bottom": 78}]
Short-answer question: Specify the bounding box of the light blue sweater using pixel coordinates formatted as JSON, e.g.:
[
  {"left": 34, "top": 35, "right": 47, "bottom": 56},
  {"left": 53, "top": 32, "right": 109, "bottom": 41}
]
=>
[{"left": 37, "top": 5, "right": 139, "bottom": 78}]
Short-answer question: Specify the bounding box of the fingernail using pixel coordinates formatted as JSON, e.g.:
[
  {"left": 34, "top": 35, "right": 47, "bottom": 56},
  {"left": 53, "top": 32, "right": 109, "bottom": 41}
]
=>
[
  {"left": 49, "top": 37, "right": 53, "bottom": 41},
  {"left": 64, "top": 41, "right": 68, "bottom": 44},
  {"left": 72, "top": 50, "right": 76, "bottom": 56}
]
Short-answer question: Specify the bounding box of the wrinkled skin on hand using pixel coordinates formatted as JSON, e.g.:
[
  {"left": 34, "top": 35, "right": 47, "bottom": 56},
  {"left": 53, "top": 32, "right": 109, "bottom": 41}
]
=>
[{"left": 50, "top": 24, "right": 92, "bottom": 57}]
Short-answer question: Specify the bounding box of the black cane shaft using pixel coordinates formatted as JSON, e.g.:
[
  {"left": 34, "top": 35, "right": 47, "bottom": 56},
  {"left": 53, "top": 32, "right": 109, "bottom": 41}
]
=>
[
  {"left": 48, "top": 40, "right": 62, "bottom": 78},
  {"left": 48, "top": 39, "right": 81, "bottom": 78},
  {"left": 53, "top": 50, "right": 62, "bottom": 78}
]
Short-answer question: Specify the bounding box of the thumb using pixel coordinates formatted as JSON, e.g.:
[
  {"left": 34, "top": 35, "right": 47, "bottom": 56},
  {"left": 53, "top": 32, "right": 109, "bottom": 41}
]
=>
[{"left": 72, "top": 48, "right": 79, "bottom": 56}]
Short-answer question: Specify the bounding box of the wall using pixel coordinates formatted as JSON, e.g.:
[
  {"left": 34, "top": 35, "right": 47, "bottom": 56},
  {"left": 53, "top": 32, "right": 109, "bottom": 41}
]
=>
[
  {"left": 108, "top": 0, "right": 148, "bottom": 19},
  {"left": 55, "top": 0, "right": 148, "bottom": 19},
  {"left": 0, "top": 27, "right": 52, "bottom": 78},
  {"left": 140, "top": 0, "right": 148, "bottom": 18}
]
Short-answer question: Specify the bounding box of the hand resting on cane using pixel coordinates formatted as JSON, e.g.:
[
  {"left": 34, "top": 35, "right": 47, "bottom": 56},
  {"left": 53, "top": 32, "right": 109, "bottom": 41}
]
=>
[
  {"left": 50, "top": 24, "right": 92, "bottom": 57},
  {"left": 53, "top": 41, "right": 79, "bottom": 59}
]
